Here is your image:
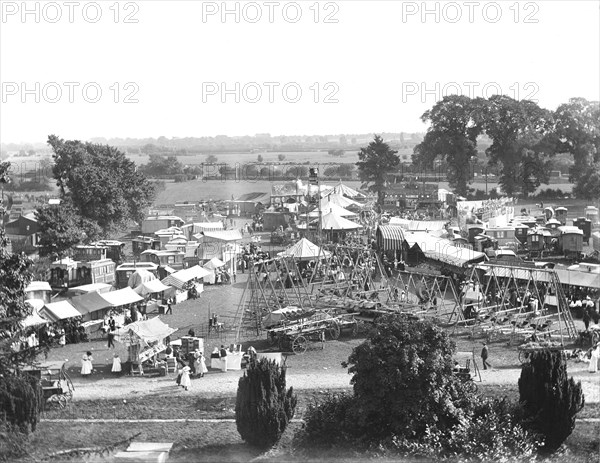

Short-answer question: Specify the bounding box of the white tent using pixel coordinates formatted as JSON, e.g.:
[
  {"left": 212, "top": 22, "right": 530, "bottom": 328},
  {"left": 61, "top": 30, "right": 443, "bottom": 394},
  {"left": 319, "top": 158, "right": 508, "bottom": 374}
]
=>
[
  {"left": 161, "top": 265, "right": 211, "bottom": 290},
  {"left": 127, "top": 269, "right": 156, "bottom": 288},
  {"left": 321, "top": 211, "right": 363, "bottom": 231},
  {"left": 134, "top": 279, "right": 172, "bottom": 296},
  {"left": 39, "top": 300, "right": 81, "bottom": 322},
  {"left": 321, "top": 181, "right": 366, "bottom": 199},
  {"left": 277, "top": 237, "right": 331, "bottom": 260},
  {"left": 320, "top": 193, "right": 362, "bottom": 209},
  {"left": 308, "top": 203, "right": 356, "bottom": 218},
  {"left": 203, "top": 257, "right": 225, "bottom": 270}
]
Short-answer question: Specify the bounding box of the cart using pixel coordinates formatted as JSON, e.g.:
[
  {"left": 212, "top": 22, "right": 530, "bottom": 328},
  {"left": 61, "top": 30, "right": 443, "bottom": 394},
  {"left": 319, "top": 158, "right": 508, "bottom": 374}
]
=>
[
  {"left": 452, "top": 351, "right": 481, "bottom": 392},
  {"left": 23, "top": 361, "right": 74, "bottom": 409},
  {"left": 267, "top": 317, "right": 341, "bottom": 354}
]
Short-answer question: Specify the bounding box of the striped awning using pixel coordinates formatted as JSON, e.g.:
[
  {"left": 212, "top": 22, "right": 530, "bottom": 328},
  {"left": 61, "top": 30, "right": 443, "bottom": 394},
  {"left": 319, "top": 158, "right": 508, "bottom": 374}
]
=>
[{"left": 376, "top": 225, "right": 405, "bottom": 251}]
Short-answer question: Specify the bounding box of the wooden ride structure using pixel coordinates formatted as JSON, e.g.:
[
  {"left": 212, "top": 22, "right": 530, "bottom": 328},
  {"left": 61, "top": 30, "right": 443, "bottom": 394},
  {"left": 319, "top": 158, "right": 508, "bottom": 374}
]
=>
[
  {"left": 388, "top": 269, "right": 461, "bottom": 318},
  {"left": 450, "top": 263, "right": 577, "bottom": 345},
  {"left": 234, "top": 255, "right": 315, "bottom": 341}
]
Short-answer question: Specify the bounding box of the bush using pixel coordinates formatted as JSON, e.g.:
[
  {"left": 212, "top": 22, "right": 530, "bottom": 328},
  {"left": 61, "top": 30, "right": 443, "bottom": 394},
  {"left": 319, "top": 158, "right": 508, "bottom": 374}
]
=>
[
  {"left": 298, "top": 392, "right": 357, "bottom": 449},
  {"left": 518, "top": 350, "right": 585, "bottom": 452},
  {"left": 0, "top": 373, "right": 44, "bottom": 433},
  {"left": 0, "top": 424, "right": 30, "bottom": 462},
  {"left": 235, "top": 358, "right": 297, "bottom": 449}
]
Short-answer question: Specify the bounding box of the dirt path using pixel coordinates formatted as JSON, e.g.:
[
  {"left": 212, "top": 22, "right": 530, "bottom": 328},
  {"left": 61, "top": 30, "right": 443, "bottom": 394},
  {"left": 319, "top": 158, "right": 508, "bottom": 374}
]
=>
[{"left": 69, "top": 362, "right": 600, "bottom": 404}]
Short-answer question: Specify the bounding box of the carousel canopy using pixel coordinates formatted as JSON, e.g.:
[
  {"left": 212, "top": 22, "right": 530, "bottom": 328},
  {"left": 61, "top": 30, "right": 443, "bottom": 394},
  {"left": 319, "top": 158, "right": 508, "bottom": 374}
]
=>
[
  {"left": 161, "top": 265, "right": 211, "bottom": 289},
  {"left": 40, "top": 300, "right": 81, "bottom": 322},
  {"left": 320, "top": 193, "right": 362, "bottom": 209},
  {"left": 321, "top": 211, "right": 363, "bottom": 231},
  {"left": 308, "top": 203, "right": 356, "bottom": 218},
  {"left": 127, "top": 269, "right": 157, "bottom": 288},
  {"left": 277, "top": 237, "right": 331, "bottom": 260},
  {"left": 321, "top": 181, "right": 366, "bottom": 199}
]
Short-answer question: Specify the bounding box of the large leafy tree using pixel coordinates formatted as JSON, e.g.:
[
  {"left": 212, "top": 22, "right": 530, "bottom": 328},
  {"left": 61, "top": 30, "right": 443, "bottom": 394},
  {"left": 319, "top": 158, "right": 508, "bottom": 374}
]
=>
[
  {"left": 483, "top": 95, "right": 555, "bottom": 197},
  {"left": 0, "top": 162, "right": 46, "bottom": 434},
  {"left": 572, "top": 161, "right": 600, "bottom": 200},
  {"left": 413, "top": 95, "right": 485, "bottom": 197},
  {"left": 356, "top": 135, "right": 400, "bottom": 206},
  {"left": 48, "top": 135, "right": 156, "bottom": 236},
  {"left": 35, "top": 200, "right": 102, "bottom": 259},
  {"left": 140, "top": 155, "right": 184, "bottom": 176}
]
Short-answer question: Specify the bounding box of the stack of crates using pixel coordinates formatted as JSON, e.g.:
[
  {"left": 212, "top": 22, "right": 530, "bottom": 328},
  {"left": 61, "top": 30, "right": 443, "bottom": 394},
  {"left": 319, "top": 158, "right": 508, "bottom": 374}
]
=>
[{"left": 181, "top": 337, "right": 204, "bottom": 355}]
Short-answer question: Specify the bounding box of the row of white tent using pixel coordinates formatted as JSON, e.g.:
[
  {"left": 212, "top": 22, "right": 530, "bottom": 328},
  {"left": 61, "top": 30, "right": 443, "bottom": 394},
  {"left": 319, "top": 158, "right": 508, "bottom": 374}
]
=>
[{"left": 22, "top": 260, "right": 227, "bottom": 327}]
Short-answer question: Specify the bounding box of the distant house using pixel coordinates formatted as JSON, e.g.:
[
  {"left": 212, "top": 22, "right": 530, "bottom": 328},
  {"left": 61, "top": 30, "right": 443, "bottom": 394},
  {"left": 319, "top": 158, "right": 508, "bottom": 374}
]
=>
[
  {"left": 4, "top": 213, "right": 40, "bottom": 256},
  {"left": 141, "top": 216, "right": 184, "bottom": 234}
]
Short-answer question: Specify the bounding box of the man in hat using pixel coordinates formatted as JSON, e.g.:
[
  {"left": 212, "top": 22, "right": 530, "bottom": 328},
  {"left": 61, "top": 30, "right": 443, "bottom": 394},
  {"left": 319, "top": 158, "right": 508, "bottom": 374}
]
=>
[{"left": 481, "top": 342, "right": 491, "bottom": 370}]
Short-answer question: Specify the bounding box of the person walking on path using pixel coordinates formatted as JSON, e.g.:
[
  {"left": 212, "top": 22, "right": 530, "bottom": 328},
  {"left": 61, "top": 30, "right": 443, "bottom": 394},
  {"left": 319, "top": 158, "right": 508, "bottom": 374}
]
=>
[
  {"left": 107, "top": 330, "right": 115, "bottom": 348},
  {"left": 481, "top": 342, "right": 492, "bottom": 370},
  {"left": 589, "top": 342, "right": 600, "bottom": 373},
  {"left": 583, "top": 308, "right": 591, "bottom": 331},
  {"left": 220, "top": 345, "right": 228, "bottom": 372},
  {"left": 180, "top": 365, "right": 191, "bottom": 391},
  {"left": 165, "top": 298, "right": 173, "bottom": 315}
]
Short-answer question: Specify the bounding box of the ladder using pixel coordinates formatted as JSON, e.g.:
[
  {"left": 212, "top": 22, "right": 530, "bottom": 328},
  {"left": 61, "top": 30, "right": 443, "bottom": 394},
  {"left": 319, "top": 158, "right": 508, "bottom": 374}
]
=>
[{"left": 550, "top": 271, "right": 577, "bottom": 339}]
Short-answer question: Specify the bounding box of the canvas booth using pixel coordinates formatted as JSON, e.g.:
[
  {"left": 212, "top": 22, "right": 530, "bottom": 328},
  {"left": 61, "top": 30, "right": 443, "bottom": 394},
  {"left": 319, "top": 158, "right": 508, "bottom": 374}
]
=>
[
  {"left": 161, "top": 265, "right": 211, "bottom": 302},
  {"left": 113, "top": 317, "right": 177, "bottom": 375},
  {"left": 202, "top": 257, "right": 226, "bottom": 284}
]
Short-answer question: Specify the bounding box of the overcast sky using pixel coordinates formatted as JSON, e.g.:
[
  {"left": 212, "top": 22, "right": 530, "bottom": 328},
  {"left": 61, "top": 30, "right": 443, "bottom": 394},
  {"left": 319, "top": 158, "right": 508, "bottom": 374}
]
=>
[{"left": 1, "top": 0, "right": 599, "bottom": 143}]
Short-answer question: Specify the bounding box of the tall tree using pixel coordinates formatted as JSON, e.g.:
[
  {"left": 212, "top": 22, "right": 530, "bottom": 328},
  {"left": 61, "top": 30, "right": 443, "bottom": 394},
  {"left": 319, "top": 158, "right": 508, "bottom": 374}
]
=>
[
  {"left": 483, "top": 96, "right": 555, "bottom": 197},
  {"left": 35, "top": 200, "right": 101, "bottom": 259},
  {"left": 0, "top": 162, "right": 45, "bottom": 434},
  {"left": 553, "top": 98, "right": 600, "bottom": 181},
  {"left": 413, "top": 95, "right": 485, "bottom": 197},
  {"left": 48, "top": 135, "right": 156, "bottom": 236},
  {"left": 356, "top": 135, "right": 400, "bottom": 206},
  {"left": 572, "top": 161, "right": 600, "bottom": 200}
]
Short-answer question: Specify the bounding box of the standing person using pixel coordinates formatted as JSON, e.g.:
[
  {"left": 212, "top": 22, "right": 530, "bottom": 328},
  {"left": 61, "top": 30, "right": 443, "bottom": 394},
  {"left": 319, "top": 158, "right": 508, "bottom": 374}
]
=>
[
  {"left": 107, "top": 330, "right": 115, "bottom": 349},
  {"left": 81, "top": 351, "right": 93, "bottom": 376},
  {"left": 589, "top": 342, "right": 600, "bottom": 373},
  {"left": 58, "top": 329, "right": 66, "bottom": 347},
  {"left": 196, "top": 350, "right": 208, "bottom": 377},
  {"left": 583, "top": 308, "right": 591, "bottom": 331},
  {"left": 112, "top": 354, "right": 122, "bottom": 374},
  {"left": 220, "top": 345, "right": 228, "bottom": 372},
  {"left": 165, "top": 298, "right": 173, "bottom": 315},
  {"left": 481, "top": 342, "right": 491, "bottom": 370},
  {"left": 180, "top": 365, "right": 191, "bottom": 391}
]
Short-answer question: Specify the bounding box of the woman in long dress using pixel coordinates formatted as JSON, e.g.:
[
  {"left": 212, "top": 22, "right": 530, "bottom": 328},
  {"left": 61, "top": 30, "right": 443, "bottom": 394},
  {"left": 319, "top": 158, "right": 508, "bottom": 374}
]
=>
[
  {"left": 112, "top": 354, "right": 122, "bottom": 374},
  {"left": 180, "top": 366, "right": 191, "bottom": 391},
  {"left": 197, "top": 351, "right": 208, "bottom": 377},
  {"left": 589, "top": 343, "right": 600, "bottom": 373},
  {"left": 81, "top": 351, "right": 93, "bottom": 376}
]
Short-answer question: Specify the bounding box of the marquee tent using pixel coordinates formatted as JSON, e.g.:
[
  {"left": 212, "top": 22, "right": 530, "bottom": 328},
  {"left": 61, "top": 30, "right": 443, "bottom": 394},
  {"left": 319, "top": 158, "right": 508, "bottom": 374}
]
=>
[
  {"left": 322, "top": 181, "right": 367, "bottom": 199},
  {"left": 319, "top": 193, "right": 362, "bottom": 209},
  {"left": 114, "top": 317, "right": 177, "bottom": 346},
  {"left": 321, "top": 211, "right": 363, "bottom": 231},
  {"left": 161, "top": 265, "right": 211, "bottom": 290},
  {"left": 308, "top": 203, "right": 356, "bottom": 218},
  {"left": 376, "top": 225, "right": 405, "bottom": 251},
  {"left": 71, "top": 291, "right": 112, "bottom": 316},
  {"left": 39, "top": 300, "right": 81, "bottom": 322},
  {"left": 277, "top": 237, "right": 331, "bottom": 260}
]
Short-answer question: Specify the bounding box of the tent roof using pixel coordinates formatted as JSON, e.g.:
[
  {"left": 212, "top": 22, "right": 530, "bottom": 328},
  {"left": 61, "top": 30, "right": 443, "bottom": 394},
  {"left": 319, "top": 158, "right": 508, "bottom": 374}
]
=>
[
  {"left": 70, "top": 283, "right": 113, "bottom": 294},
  {"left": 102, "top": 287, "right": 144, "bottom": 306},
  {"left": 321, "top": 211, "right": 362, "bottom": 231},
  {"left": 127, "top": 269, "right": 157, "bottom": 288},
  {"left": 322, "top": 181, "right": 366, "bottom": 199},
  {"left": 114, "top": 317, "right": 177, "bottom": 345},
  {"left": 376, "top": 225, "right": 405, "bottom": 251},
  {"left": 182, "top": 222, "right": 224, "bottom": 233},
  {"left": 162, "top": 265, "right": 211, "bottom": 289},
  {"left": 319, "top": 193, "right": 361, "bottom": 209},
  {"left": 308, "top": 203, "right": 356, "bottom": 218},
  {"left": 134, "top": 279, "right": 172, "bottom": 296},
  {"left": 277, "top": 237, "right": 330, "bottom": 260},
  {"left": 25, "top": 281, "right": 52, "bottom": 293},
  {"left": 404, "top": 232, "right": 487, "bottom": 267},
  {"left": 203, "top": 257, "right": 225, "bottom": 270},
  {"left": 389, "top": 217, "right": 447, "bottom": 231},
  {"left": 200, "top": 230, "right": 243, "bottom": 241},
  {"left": 22, "top": 311, "right": 48, "bottom": 328},
  {"left": 40, "top": 300, "right": 81, "bottom": 322},
  {"left": 71, "top": 291, "right": 112, "bottom": 315},
  {"left": 479, "top": 265, "right": 600, "bottom": 289}
]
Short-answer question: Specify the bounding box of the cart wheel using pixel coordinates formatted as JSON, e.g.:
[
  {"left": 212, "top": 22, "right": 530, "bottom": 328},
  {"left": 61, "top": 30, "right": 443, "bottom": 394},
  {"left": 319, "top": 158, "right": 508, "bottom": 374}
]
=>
[
  {"left": 292, "top": 336, "right": 308, "bottom": 355},
  {"left": 327, "top": 322, "right": 341, "bottom": 340}
]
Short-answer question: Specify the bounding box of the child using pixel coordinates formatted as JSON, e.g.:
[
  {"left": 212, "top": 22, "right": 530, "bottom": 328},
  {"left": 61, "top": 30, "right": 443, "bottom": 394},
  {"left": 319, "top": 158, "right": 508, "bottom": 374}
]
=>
[
  {"left": 111, "top": 353, "right": 122, "bottom": 374},
  {"left": 180, "top": 365, "right": 191, "bottom": 391}
]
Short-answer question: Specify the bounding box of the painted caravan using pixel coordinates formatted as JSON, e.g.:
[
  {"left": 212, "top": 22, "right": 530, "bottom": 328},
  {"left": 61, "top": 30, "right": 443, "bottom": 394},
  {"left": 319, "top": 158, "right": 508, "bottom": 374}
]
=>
[{"left": 484, "top": 227, "right": 517, "bottom": 248}]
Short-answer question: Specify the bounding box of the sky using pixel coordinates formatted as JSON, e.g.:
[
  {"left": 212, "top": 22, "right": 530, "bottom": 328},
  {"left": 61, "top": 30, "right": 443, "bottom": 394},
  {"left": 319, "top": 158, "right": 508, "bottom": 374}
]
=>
[{"left": 1, "top": 0, "right": 599, "bottom": 144}]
